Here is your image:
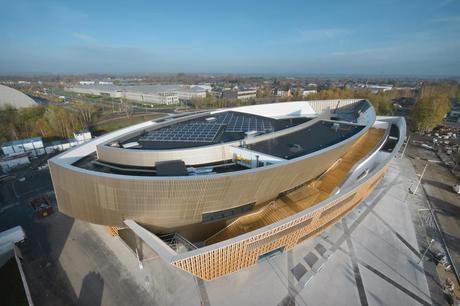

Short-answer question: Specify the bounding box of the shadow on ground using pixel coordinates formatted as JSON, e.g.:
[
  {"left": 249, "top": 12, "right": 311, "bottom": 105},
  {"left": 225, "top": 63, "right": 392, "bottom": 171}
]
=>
[{"left": 77, "top": 272, "right": 104, "bottom": 306}]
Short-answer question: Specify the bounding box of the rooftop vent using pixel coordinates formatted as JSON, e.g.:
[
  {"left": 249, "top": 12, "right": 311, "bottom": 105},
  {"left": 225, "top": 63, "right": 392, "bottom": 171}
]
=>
[{"left": 155, "top": 160, "right": 188, "bottom": 176}]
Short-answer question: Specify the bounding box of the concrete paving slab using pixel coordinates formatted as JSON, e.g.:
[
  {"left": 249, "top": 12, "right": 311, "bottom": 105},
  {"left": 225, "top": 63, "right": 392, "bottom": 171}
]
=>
[
  {"left": 304, "top": 252, "right": 319, "bottom": 269},
  {"left": 291, "top": 263, "right": 307, "bottom": 281},
  {"left": 204, "top": 260, "right": 288, "bottom": 306},
  {"left": 314, "top": 243, "right": 327, "bottom": 257},
  {"left": 2, "top": 153, "right": 446, "bottom": 305},
  {"left": 201, "top": 158, "right": 435, "bottom": 306}
]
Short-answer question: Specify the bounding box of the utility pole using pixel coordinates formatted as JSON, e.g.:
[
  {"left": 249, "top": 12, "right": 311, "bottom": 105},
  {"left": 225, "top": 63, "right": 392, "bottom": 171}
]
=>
[
  {"left": 400, "top": 135, "right": 410, "bottom": 159},
  {"left": 410, "top": 162, "right": 428, "bottom": 194},
  {"left": 419, "top": 239, "right": 435, "bottom": 264}
]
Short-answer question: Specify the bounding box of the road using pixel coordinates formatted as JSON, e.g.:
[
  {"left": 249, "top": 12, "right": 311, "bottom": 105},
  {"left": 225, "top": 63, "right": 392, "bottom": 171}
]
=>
[{"left": 406, "top": 139, "right": 460, "bottom": 286}]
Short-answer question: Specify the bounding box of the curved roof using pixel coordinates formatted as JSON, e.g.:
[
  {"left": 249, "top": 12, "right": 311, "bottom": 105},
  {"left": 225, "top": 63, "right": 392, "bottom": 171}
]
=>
[
  {"left": 46, "top": 100, "right": 404, "bottom": 235},
  {"left": 0, "top": 84, "right": 36, "bottom": 109},
  {"left": 51, "top": 99, "right": 376, "bottom": 177}
]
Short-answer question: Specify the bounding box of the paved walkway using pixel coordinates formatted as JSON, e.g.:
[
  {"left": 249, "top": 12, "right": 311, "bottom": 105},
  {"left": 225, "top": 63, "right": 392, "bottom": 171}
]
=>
[
  {"left": 413, "top": 160, "right": 460, "bottom": 275},
  {"left": 203, "top": 158, "right": 438, "bottom": 305},
  {"left": 8, "top": 156, "right": 447, "bottom": 305}
]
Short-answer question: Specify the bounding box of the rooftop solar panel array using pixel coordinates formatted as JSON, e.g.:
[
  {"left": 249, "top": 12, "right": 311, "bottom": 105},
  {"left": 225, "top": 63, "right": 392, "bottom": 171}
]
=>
[
  {"left": 139, "top": 122, "right": 225, "bottom": 143},
  {"left": 138, "top": 111, "right": 278, "bottom": 147},
  {"left": 213, "top": 112, "right": 274, "bottom": 133}
]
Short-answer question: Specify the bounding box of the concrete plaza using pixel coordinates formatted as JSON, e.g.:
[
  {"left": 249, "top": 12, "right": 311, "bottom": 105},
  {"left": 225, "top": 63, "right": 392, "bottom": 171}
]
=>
[{"left": 1, "top": 157, "right": 447, "bottom": 305}]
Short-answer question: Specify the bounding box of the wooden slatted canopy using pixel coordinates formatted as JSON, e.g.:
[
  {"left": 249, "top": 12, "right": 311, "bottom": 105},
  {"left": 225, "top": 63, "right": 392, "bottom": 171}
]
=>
[{"left": 205, "top": 128, "right": 386, "bottom": 245}]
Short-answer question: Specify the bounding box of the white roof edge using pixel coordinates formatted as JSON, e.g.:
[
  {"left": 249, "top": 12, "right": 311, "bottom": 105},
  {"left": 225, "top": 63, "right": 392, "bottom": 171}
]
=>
[
  {"left": 50, "top": 99, "right": 373, "bottom": 171},
  {"left": 123, "top": 219, "right": 177, "bottom": 262}
]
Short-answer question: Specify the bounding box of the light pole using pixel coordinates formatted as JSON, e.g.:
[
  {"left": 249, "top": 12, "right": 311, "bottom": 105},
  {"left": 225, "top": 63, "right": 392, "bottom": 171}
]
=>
[
  {"left": 410, "top": 162, "right": 428, "bottom": 194},
  {"left": 400, "top": 135, "right": 410, "bottom": 159},
  {"left": 419, "top": 238, "right": 435, "bottom": 264}
]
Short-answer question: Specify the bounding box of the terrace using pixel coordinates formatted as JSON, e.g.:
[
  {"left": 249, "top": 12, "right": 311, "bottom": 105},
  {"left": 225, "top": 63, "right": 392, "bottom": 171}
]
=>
[{"left": 205, "top": 127, "right": 387, "bottom": 245}]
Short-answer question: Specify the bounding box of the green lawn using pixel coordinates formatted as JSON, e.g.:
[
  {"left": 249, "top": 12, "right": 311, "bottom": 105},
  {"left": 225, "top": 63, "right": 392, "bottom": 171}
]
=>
[{"left": 91, "top": 113, "right": 165, "bottom": 135}]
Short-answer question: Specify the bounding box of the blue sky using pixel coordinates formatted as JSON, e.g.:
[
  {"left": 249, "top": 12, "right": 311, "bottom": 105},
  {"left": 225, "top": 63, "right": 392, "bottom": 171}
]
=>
[{"left": 0, "top": 0, "right": 459, "bottom": 76}]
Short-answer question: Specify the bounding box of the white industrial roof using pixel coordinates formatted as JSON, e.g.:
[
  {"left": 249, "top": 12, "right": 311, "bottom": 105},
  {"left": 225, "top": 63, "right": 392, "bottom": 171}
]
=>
[{"left": 0, "top": 85, "right": 36, "bottom": 109}]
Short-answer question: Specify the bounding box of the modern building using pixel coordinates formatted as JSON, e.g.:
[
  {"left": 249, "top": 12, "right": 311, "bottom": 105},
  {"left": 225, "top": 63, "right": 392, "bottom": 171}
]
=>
[
  {"left": 44, "top": 131, "right": 92, "bottom": 154},
  {"left": 79, "top": 81, "right": 96, "bottom": 85},
  {"left": 48, "top": 99, "right": 406, "bottom": 280},
  {"left": 236, "top": 88, "right": 257, "bottom": 100},
  {"left": 0, "top": 153, "right": 30, "bottom": 173},
  {"left": 44, "top": 139, "right": 80, "bottom": 154},
  {"left": 221, "top": 89, "right": 238, "bottom": 99},
  {"left": 1, "top": 132, "right": 93, "bottom": 159},
  {"left": 1, "top": 137, "right": 45, "bottom": 157},
  {"left": 303, "top": 89, "right": 317, "bottom": 96},
  {"left": 274, "top": 87, "right": 293, "bottom": 97},
  {"left": 219, "top": 87, "right": 257, "bottom": 100},
  {"left": 66, "top": 84, "right": 208, "bottom": 105},
  {"left": 73, "top": 130, "right": 92, "bottom": 143}
]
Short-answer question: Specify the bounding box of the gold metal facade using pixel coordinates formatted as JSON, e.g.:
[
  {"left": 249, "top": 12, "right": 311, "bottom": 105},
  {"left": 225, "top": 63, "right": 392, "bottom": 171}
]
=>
[
  {"left": 171, "top": 167, "right": 386, "bottom": 280},
  {"left": 48, "top": 139, "right": 355, "bottom": 230}
]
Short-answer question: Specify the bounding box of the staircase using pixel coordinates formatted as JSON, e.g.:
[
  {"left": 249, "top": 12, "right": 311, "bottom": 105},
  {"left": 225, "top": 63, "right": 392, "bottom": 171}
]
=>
[{"left": 205, "top": 128, "right": 386, "bottom": 245}]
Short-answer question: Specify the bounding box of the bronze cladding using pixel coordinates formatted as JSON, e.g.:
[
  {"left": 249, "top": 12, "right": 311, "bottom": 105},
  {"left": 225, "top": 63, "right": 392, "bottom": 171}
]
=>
[
  {"left": 48, "top": 138, "right": 355, "bottom": 230},
  {"left": 171, "top": 168, "right": 386, "bottom": 280}
]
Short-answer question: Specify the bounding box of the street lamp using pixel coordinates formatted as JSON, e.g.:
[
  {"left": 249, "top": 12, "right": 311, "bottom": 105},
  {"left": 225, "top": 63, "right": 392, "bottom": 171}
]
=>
[
  {"left": 418, "top": 238, "right": 435, "bottom": 264},
  {"left": 410, "top": 162, "right": 428, "bottom": 194},
  {"left": 409, "top": 158, "right": 441, "bottom": 194},
  {"left": 400, "top": 135, "right": 410, "bottom": 159}
]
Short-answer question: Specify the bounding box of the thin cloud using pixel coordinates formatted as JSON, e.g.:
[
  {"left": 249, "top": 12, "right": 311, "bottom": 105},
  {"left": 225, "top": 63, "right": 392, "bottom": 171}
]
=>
[
  {"left": 72, "top": 32, "right": 97, "bottom": 42},
  {"left": 297, "top": 28, "right": 350, "bottom": 42},
  {"left": 429, "top": 16, "right": 460, "bottom": 23},
  {"left": 439, "top": 0, "right": 456, "bottom": 7},
  {"left": 330, "top": 47, "right": 396, "bottom": 58}
]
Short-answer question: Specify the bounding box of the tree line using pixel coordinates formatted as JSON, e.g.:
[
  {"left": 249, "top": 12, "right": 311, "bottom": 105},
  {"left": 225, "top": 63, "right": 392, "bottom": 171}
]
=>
[
  {"left": 190, "top": 87, "right": 403, "bottom": 115},
  {"left": 304, "top": 88, "right": 401, "bottom": 115},
  {"left": 2, "top": 81, "right": 458, "bottom": 145},
  {"left": 410, "top": 83, "right": 459, "bottom": 132},
  {"left": 0, "top": 103, "right": 100, "bottom": 144}
]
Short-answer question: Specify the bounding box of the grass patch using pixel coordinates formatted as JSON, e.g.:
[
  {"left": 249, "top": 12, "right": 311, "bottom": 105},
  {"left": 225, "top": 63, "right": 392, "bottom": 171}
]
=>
[{"left": 91, "top": 113, "right": 165, "bottom": 135}]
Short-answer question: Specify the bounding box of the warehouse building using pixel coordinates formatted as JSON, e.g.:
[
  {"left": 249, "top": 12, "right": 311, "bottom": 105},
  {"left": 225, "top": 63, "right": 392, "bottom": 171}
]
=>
[
  {"left": 66, "top": 84, "right": 208, "bottom": 105},
  {"left": 0, "top": 153, "right": 30, "bottom": 173},
  {"left": 1, "top": 137, "right": 45, "bottom": 157}
]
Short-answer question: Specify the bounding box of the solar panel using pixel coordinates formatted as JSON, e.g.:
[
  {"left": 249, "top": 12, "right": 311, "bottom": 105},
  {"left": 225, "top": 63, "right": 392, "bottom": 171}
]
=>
[
  {"left": 139, "top": 111, "right": 276, "bottom": 146},
  {"left": 212, "top": 112, "right": 274, "bottom": 133},
  {"left": 140, "top": 122, "right": 225, "bottom": 143}
]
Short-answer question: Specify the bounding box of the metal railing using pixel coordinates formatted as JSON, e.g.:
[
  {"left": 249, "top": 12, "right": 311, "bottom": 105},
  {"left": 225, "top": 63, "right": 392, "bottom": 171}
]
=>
[{"left": 158, "top": 233, "right": 198, "bottom": 253}]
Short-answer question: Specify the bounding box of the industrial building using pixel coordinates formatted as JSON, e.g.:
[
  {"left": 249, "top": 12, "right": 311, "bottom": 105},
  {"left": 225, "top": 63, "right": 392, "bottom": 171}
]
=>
[
  {"left": 1, "top": 137, "right": 45, "bottom": 157},
  {"left": 0, "top": 153, "right": 30, "bottom": 173},
  {"left": 65, "top": 84, "right": 208, "bottom": 105},
  {"left": 1, "top": 132, "right": 92, "bottom": 162},
  {"left": 0, "top": 84, "right": 36, "bottom": 109},
  {"left": 217, "top": 87, "right": 257, "bottom": 100},
  {"left": 48, "top": 99, "right": 405, "bottom": 280}
]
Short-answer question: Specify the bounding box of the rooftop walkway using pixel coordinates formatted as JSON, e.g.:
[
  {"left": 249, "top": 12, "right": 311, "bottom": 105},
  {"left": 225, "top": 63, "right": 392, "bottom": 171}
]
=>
[{"left": 205, "top": 127, "right": 386, "bottom": 245}]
